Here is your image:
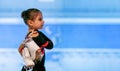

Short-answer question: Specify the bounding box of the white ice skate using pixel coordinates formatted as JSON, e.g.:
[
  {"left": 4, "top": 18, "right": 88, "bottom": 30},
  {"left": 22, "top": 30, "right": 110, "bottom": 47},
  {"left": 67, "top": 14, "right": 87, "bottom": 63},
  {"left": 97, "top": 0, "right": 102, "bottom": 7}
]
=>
[
  {"left": 22, "top": 47, "right": 35, "bottom": 68},
  {"left": 22, "top": 38, "right": 44, "bottom": 67},
  {"left": 24, "top": 38, "right": 44, "bottom": 61}
]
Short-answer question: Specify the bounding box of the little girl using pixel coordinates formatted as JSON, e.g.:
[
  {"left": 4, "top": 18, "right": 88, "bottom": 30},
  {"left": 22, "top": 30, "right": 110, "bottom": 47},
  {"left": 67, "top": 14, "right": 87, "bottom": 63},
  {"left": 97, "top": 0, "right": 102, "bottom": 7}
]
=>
[{"left": 18, "top": 8, "right": 53, "bottom": 71}]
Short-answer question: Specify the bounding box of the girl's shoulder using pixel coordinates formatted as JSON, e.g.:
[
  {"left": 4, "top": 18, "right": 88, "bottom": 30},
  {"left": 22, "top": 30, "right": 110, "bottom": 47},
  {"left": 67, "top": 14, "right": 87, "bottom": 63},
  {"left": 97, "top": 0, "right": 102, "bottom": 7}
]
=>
[{"left": 37, "top": 30, "right": 44, "bottom": 35}]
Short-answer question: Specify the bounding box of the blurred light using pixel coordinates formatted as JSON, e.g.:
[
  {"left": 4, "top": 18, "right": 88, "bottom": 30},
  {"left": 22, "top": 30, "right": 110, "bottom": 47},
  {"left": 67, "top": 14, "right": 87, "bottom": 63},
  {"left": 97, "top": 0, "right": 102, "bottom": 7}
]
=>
[
  {"left": 0, "top": 18, "right": 22, "bottom": 24},
  {"left": 45, "top": 18, "right": 120, "bottom": 24},
  {"left": 38, "top": 0, "right": 55, "bottom": 2},
  {"left": 1, "top": 17, "right": 120, "bottom": 25}
]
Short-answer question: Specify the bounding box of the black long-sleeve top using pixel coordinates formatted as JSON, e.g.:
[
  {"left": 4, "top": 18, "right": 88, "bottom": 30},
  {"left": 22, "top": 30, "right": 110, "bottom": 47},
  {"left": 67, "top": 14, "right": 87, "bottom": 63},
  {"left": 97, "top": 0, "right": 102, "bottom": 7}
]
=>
[
  {"left": 32, "top": 30, "right": 53, "bottom": 71},
  {"left": 33, "top": 30, "right": 53, "bottom": 49}
]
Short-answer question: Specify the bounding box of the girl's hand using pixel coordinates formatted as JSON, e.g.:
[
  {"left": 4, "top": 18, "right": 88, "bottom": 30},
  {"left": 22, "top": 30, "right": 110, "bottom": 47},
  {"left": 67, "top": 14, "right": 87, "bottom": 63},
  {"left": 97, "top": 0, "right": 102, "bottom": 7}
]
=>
[
  {"left": 28, "top": 30, "right": 39, "bottom": 38},
  {"left": 41, "top": 41, "right": 49, "bottom": 48},
  {"left": 18, "top": 44, "right": 25, "bottom": 56}
]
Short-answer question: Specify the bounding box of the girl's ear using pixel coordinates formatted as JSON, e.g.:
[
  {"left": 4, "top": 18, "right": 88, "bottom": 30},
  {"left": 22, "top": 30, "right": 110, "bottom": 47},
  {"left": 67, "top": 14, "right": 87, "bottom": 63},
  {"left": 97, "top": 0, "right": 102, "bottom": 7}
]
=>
[{"left": 27, "top": 20, "right": 33, "bottom": 26}]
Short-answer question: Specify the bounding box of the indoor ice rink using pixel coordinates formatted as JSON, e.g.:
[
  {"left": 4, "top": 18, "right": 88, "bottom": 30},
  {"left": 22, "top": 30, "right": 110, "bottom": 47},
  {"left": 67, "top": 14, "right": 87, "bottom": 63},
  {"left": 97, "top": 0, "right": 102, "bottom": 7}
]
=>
[{"left": 0, "top": 0, "right": 120, "bottom": 71}]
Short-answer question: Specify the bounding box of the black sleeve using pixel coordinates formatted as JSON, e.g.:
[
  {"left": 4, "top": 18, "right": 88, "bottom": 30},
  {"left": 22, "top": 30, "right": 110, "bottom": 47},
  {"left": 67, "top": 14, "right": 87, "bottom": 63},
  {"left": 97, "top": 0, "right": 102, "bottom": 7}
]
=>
[{"left": 38, "top": 31, "right": 53, "bottom": 49}]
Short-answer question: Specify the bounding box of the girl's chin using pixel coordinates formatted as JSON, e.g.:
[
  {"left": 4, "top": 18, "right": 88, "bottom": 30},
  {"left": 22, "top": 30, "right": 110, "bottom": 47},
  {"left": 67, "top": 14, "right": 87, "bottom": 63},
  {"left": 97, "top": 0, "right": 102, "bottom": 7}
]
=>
[
  {"left": 39, "top": 26, "right": 43, "bottom": 29},
  {"left": 41, "top": 25, "right": 44, "bottom": 28}
]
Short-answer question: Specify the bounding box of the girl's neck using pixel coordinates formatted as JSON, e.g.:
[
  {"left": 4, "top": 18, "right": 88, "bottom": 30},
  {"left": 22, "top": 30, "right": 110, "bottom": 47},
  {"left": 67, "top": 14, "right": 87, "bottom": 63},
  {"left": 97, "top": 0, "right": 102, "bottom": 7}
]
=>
[
  {"left": 28, "top": 28, "right": 39, "bottom": 37},
  {"left": 28, "top": 28, "right": 37, "bottom": 32}
]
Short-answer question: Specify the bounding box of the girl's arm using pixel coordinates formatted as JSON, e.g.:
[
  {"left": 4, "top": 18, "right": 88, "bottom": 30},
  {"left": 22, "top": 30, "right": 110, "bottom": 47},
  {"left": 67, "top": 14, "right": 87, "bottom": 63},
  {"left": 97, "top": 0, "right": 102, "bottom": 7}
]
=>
[
  {"left": 46, "top": 40, "right": 53, "bottom": 49},
  {"left": 39, "top": 31, "right": 53, "bottom": 49},
  {"left": 18, "top": 31, "right": 32, "bottom": 56},
  {"left": 18, "top": 42, "right": 25, "bottom": 56},
  {"left": 41, "top": 40, "right": 53, "bottom": 49}
]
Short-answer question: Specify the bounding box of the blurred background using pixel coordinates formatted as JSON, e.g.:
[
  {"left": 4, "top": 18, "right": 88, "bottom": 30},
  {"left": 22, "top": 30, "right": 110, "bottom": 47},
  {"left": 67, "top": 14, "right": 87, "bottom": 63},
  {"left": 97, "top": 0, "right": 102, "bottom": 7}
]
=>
[{"left": 0, "top": 0, "right": 120, "bottom": 71}]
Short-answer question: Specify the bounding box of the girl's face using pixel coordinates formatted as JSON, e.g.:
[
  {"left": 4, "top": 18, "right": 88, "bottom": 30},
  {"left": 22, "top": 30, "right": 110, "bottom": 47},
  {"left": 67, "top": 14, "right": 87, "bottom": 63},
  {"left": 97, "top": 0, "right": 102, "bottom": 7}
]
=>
[{"left": 29, "top": 13, "right": 44, "bottom": 30}]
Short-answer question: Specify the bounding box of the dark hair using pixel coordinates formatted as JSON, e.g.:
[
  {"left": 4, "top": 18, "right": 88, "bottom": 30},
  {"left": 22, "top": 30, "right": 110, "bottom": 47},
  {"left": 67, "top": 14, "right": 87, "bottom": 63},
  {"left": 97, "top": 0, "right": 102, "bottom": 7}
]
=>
[{"left": 21, "top": 8, "right": 42, "bottom": 24}]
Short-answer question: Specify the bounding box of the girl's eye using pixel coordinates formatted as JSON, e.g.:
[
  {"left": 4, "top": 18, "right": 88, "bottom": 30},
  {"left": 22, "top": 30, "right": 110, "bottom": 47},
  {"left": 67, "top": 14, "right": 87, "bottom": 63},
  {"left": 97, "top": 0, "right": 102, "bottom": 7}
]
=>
[{"left": 39, "top": 18, "right": 42, "bottom": 21}]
